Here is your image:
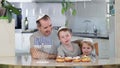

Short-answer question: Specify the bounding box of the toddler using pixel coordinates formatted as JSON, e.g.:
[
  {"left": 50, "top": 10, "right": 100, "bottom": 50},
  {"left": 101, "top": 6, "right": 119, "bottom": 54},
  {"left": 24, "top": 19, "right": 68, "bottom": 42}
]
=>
[{"left": 81, "top": 38, "right": 97, "bottom": 61}]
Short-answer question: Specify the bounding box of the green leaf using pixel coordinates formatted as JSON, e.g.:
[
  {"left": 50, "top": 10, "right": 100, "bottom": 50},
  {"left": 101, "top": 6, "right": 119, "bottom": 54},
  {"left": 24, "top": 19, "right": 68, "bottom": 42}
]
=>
[
  {"left": 0, "top": 16, "right": 8, "bottom": 19},
  {"left": 6, "top": 1, "right": 20, "bottom": 15},
  {"left": 61, "top": 0, "right": 77, "bottom": 16},
  {"left": 1, "top": 0, "right": 21, "bottom": 23},
  {"left": 8, "top": 6, "right": 21, "bottom": 15},
  {"left": 6, "top": 9, "right": 12, "bottom": 23},
  {"left": 1, "top": 0, "right": 5, "bottom": 7},
  {"left": 1, "top": 0, "right": 21, "bottom": 15},
  {"left": 72, "top": 9, "right": 77, "bottom": 16},
  {"left": 61, "top": 8, "right": 66, "bottom": 14},
  {"left": 1, "top": 0, "right": 12, "bottom": 8},
  {"left": 62, "top": 0, "right": 65, "bottom": 8},
  {"left": 6, "top": 1, "right": 13, "bottom": 6},
  {"left": 65, "top": 2, "right": 69, "bottom": 10}
]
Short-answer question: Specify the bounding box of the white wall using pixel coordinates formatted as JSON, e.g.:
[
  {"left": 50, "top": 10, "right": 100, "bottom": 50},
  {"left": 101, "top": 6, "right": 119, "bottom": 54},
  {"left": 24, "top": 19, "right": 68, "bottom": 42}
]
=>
[{"left": 13, "top": 1, "right": 107, "bottom": 35}]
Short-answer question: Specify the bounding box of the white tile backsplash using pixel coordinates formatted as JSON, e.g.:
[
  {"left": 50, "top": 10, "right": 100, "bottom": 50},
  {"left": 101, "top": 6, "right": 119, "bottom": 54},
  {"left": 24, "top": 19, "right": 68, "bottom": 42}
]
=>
[
  {"left": 67, "top": 1, "right": 107, "bottom": 35},
  {"left": 36, "top": 3, "right": 65, "bottom": 22},
  {"left": 13, "top": 1, "right": 108, "bottom": 35},
  {"left": 12, "top": 2, "right": 66, "bottom": 30}
]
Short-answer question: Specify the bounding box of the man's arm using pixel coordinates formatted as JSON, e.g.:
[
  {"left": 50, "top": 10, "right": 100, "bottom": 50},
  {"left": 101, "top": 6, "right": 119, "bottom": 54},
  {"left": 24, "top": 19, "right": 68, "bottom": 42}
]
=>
[
  {"left": 30, "top": 47, "right": 57, "bottom": 59},
  {"left": 30, "top": 32, "right": 57, "bottom": 59}
]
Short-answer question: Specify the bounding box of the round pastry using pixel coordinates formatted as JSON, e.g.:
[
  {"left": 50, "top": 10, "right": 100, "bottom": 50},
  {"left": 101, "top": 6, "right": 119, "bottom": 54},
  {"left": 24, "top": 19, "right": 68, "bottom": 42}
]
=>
[
  {"left": 64, "top": 57, "right": 73, "bottom": 62},
  {"left": 56, "top": 56, "right": 64, "bottom": 59},
  {"left": 56, "top": 58, "right": 64, "bottom": 62},
  {"left": 73, "top": 56, "right": 81, "bottom": 62},
  {"left": 81, "top": 55, "right": 91, "bottom": 62},
  {"left": 73, "top": 59, "right": 81, "bottom": 62},
  {"left": 56, "top": 56, "right": 64, "bottom": 62}
]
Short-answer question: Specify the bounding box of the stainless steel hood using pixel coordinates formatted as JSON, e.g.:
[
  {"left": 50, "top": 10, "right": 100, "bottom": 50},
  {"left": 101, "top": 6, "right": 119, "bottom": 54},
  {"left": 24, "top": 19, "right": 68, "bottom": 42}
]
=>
[
  {"left": 32, "top": 0, "right": 63, "bottom": 3},
  {"left": 7, "top": 0, "right": 92, "bottom": 3},
  {"left": 32, "top": 0, "right": 92, "bottom": 3}
]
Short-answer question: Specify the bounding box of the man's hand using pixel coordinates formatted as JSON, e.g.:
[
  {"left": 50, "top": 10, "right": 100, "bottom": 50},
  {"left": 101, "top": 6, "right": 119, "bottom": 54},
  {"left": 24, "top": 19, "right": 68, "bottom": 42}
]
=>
[
  {"left": 30, "top": 47, "right": 57, "bottom": 59},
  {"left": 48, "top": 54, "right": 57, "bottom": 59},
  {"left": 30, "top": 47, "right": 41, "bottom": 59}
]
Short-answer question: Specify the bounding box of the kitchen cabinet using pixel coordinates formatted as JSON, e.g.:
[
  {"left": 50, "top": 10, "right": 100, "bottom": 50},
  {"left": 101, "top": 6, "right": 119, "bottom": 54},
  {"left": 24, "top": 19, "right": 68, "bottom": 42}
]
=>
[
  {"left": 15, "top": 33, "right": 32, "bottom": 54},
  {"left": 72, "top": 36, "right": 109, "bottom": 59}
]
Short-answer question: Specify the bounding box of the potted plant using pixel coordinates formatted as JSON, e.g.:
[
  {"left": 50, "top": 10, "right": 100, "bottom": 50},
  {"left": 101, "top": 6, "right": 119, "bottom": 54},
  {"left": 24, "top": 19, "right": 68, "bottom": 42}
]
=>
[
  {"left": 61, "top": 0, "right": 77, "bottom": 27},
  {"left": 61, "top": 0, "right": 76, "bottom": 16},
  {"left": 0, "top": 0, "right": 21, "bottom": 23}
]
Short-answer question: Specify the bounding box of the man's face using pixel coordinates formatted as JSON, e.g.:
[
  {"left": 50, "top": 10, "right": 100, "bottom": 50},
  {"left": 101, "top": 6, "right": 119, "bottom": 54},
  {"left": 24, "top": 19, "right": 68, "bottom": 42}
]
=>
[{"left": 38, "top": 19, "right": 52, "bottom": 36}]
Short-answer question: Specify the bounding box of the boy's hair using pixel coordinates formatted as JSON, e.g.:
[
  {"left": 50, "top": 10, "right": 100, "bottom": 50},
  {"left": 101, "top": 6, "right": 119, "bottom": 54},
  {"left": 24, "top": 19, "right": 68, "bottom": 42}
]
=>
[{"left": 57, "top": 27, "right": 72, "bottom": 38}]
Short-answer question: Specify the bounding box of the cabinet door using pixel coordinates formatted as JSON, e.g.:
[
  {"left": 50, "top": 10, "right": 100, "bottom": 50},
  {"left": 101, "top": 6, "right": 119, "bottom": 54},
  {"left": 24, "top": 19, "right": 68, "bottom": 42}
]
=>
[
  {"left": 15, "top": 33, "right": 32, "bottom": 53},
  {"left": 15, "top": 33, "right": 22, "bottom": 52},
  {"left": 21, "top": 33, "right": 32, "bottom": 53}
]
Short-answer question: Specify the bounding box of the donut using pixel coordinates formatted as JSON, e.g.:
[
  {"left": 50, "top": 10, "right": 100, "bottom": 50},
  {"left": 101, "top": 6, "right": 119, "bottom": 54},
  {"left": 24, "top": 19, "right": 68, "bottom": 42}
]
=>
[
  {"left": 56, "top": 56, "right": 65, "bottom": 62},
  {"left": 64, "top": 57, "right": 73, "bottom": 62},
  {"left": 73, "top": 56, "right": 81, "bottom": 62},
  {"left": 81, "top": 55, "right": 91, "bottom": 62}
]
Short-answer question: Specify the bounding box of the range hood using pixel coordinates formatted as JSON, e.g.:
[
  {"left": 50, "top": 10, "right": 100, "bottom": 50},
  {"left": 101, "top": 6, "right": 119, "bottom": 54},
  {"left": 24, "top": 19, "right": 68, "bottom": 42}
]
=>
[
  {"left": 33, "top": 0, "right": 92, "bottom": 3},
  {"left": 7, "top": 0, "right": 91, "bottom": 2}
]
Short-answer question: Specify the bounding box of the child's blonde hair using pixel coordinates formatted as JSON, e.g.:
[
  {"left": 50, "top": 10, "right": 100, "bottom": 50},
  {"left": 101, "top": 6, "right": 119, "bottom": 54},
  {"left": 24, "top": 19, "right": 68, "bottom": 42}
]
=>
[{"left": 81, "top": 38, "right": 94, "bottom": 49}]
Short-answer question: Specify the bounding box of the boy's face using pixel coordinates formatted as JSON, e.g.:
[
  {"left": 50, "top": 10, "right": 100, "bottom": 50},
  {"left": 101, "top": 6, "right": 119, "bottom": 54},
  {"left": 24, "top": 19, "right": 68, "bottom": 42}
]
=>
[
  {"left": 59, "top": 31, "right": 72, "bottom": 45},
  {"left": 82, "top": 43, "right": 92, "bottom": 56}
]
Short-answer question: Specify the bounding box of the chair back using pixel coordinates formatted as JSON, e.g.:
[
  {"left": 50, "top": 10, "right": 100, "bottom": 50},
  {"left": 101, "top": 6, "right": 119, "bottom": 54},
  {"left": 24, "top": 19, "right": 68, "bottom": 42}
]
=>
[{"left": 94, "top": 42, "right": 99, "bottom": 56}]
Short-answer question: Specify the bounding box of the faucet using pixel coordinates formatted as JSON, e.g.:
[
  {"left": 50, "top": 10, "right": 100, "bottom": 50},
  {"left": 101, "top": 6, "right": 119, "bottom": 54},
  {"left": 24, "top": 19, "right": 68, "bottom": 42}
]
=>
[
  {"left": 85, "top": 22, "right": 89, "bottom": 33},
  {"left": 83, "top": 20, "right": 91, "bottom": 33},
  {"left": 93, "top": 25, "right": 97, "bottom": 35}
]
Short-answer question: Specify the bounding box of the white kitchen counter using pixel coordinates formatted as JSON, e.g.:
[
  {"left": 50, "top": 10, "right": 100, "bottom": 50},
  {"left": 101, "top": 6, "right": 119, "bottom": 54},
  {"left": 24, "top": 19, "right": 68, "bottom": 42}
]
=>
[{"left": 0, "top": 55, "right": 120, "bottom": 67}]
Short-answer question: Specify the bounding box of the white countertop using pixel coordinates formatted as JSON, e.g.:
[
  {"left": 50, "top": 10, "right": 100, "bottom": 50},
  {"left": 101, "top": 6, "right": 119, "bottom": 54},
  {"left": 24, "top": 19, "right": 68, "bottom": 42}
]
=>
[{"left": 0, "top": 55, "right": 120, "bottom": 67}]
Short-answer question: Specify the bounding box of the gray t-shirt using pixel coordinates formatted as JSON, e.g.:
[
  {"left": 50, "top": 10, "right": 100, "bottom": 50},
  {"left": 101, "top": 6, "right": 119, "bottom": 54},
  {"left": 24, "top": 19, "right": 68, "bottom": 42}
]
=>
[
  {"left": 57, "top": 42, "right": 81, "bottom": 57},
  {"left": 30, "top": 30, "right": 60, "bottom": 54}
]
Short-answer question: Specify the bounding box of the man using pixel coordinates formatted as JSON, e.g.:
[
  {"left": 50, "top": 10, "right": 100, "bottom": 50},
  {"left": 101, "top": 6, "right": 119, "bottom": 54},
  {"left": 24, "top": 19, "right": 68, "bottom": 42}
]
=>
[{"left": 30, "top": 14, "right": 60, "bottom": 59}]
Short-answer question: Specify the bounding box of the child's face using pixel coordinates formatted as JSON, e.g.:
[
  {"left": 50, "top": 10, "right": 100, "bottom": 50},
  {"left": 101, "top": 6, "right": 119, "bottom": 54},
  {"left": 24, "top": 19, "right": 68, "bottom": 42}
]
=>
[
  {"left": 59, "top": 31, "right": 72, "bottom": 45},
  {"left": 82, "top": 43, "right": 92, "bottom": 56}
]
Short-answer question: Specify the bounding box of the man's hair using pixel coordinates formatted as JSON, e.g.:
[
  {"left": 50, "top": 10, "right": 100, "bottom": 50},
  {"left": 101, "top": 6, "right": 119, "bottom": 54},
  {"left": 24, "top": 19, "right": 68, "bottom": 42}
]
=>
[{"left": 36, "top": 15, "right": 50, "bottom": 27}]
